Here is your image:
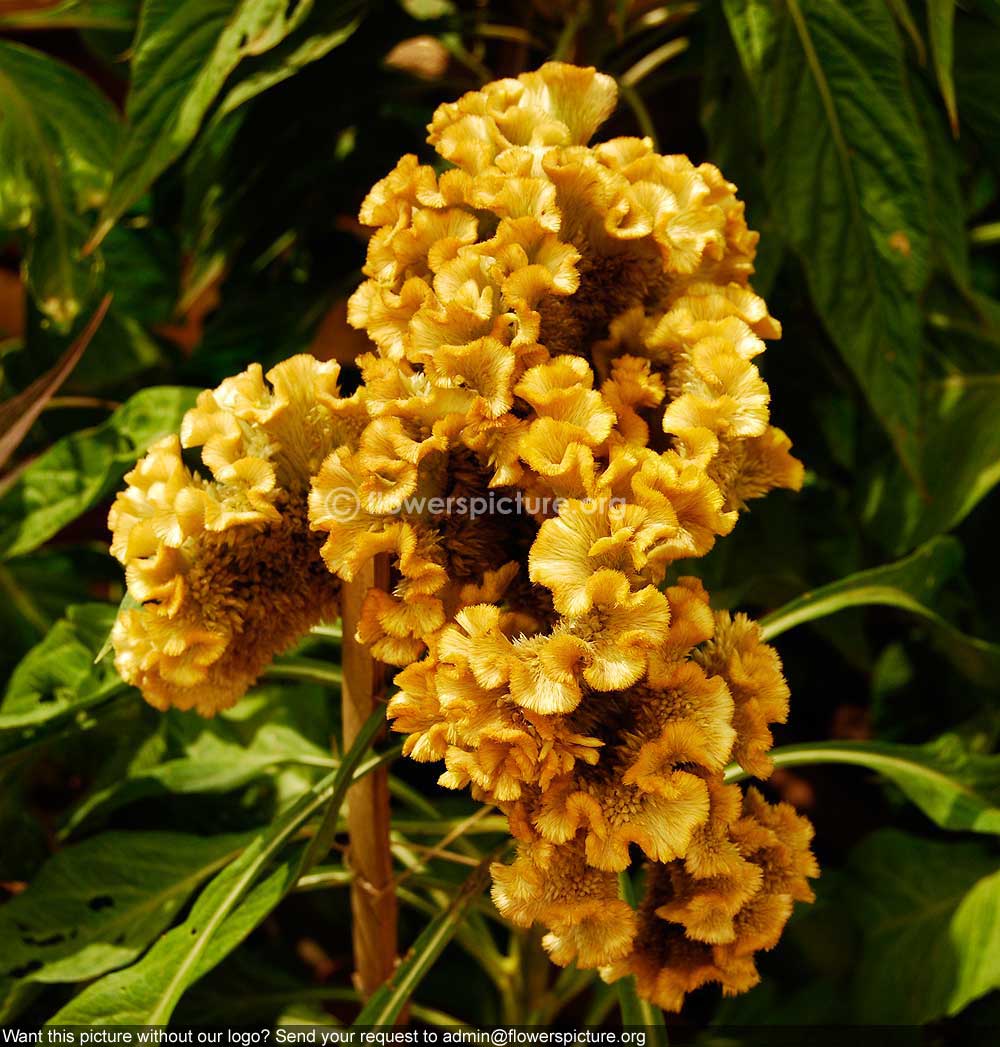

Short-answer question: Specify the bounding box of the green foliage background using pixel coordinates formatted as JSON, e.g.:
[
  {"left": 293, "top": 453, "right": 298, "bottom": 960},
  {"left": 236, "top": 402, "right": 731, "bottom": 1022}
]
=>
[{"left": 0, "top": 0, "right": 998, "bottom": 1030}]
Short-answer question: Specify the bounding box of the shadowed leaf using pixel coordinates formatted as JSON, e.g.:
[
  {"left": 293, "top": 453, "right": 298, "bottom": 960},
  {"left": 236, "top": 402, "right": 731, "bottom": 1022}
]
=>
[
  {"left": 848, "top": 830, "right": 1000, "bottom": 1021},
  {"left": 727, "top": 735, "right": 1000, "bottom": 835},
  {"left": 759, "top": 537, "right": 1000, "bottom": 688}
]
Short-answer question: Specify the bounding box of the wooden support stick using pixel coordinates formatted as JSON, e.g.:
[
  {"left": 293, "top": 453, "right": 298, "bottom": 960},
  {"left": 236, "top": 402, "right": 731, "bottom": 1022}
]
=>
[{"left": 340, "top": 555, "right": 397, "bottom": 995}]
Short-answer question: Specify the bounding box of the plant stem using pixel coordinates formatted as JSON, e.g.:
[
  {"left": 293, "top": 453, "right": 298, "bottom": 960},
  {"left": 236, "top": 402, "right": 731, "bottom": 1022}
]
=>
[{"left": 341, "top": 555, "right": 397, "bottom": 996}]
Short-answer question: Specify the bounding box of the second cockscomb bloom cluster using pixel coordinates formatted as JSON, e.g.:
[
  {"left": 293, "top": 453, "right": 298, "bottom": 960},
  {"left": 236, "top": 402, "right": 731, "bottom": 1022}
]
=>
[{"left": 108, "top": 62, "right": 816, "bottom": 1011}]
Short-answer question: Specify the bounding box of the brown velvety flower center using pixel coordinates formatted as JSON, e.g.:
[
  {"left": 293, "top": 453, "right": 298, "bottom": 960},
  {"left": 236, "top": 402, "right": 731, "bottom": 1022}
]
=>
[
  {"left": 432, "top": 448, "right": 540, "bottom": 581},
  {"left": 185, "top": 497, "right": 338, "bottom": 652},
  {"left": 538, "top": 248, "right": 666, "bottom": 357}
]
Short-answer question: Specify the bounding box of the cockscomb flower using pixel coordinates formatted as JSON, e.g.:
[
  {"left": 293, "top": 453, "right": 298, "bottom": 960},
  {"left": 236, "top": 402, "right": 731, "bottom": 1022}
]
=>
[
  {"left": 479, "top": 581, "right": 814, "bottom": 1009},
  {"left": 349, "top": 61, "right": 802, "bottom": 512},
  {"left": 108, "top": 355, "right": 366, "bottom": 714},
  {"left": 602, "top": 787, "right": 818, "bottom": 1011},
  {"left": 491, "top": 837, "right": 637, "bottom": 968},
  {"left": 311, "top": 60, "right": 802, "bottom": 679},
  {"left": 106, "top": 60, "right": 817, "bottom": 1016}
]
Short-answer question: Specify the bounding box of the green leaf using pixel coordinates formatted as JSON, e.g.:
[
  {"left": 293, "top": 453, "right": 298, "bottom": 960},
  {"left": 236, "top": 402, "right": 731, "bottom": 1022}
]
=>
[
  {"left": 759, "top": 536, "right": 1000, "bottom": 688},
  {"left": 0, "top": 385, "right": 197, "bottom": 561},
  {"left": 0, "top": 831, "right": 247, "bottom": 985},
  {"left": 214, "top": 0, "right": 365, "bottom": 119},
  {"left": 89, "top": 0, "right": 332, "bottom": 248},
  {"left": 63, "top": 685, "right": 337, "bottom": 833},
  {"left": 0, "top": 1, "right": 139, "bottom": 31},
  {"left": 847, "top": 829, "right": 1000, "bottom": 1022},
  {"left": 0, "top": 41, "right": 120, "bottom": 328},
  {"left": 927, "top": 0, "right": 959, "bottom": 134},
  {"left": 726, "top": 735, "right": 1000, "bottom": 835},
  {"left": 50, "top": 707, "right": 385, "bottom": 1024},
  {"left": 0, "top": 546, "right": 118, "bottom": 677},
  {"left": 0, "top": 604, "right": 130, "bottom": 762},
  {"left": 918, "top": 375, "right": 1000, "bottom": 534},
  {"left": 723, "top": 0, "right": 931, "bottom": 475},
  {"left": 913, "top": 76, "right": 970, "bottom": 287},
  {"left": 353, "top": 856, "right": 493, "bottom": 1026},
  {"left": 867, "top": 374, "right": 1000, "bottom": 552},
  {"left": 884, "top": 0, "right": 927, "bottom": 64}
]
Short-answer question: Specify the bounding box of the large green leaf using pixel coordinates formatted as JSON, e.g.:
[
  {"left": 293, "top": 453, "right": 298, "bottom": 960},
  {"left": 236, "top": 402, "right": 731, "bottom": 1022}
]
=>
[
  {"left": 0, "top": 41, "right": 119, "bottom": 328},
  {"left": 50, "top": 707, "right": 386, "bottom": 1024},
  {"left": 848, "top": 830, "right": 1000, "bottom": 1022},
  {"left": 0, "top": 385, "right": 197, "bottom": 561},
  {"left": 0, "top": 831, "right": 246, "bottom": 985},
  {"left": 89, "top": 0, "right": 336, "bottom": 247},
  {"left": 867, "top": 374, "right": 1000, "bottom": 553},
  {"left": 727, "top": 735, "right": 1000, "bottom": 835},
  {"left": 723, "top": 0, "right": 931, "bottom": 474},
  {"left": 759, "top": 536, "right": 1000, "bottom": 688}
]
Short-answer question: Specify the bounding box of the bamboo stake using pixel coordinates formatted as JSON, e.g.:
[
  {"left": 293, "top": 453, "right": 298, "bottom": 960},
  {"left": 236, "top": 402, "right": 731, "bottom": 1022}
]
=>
[{"left": 340, "top": 554, "right": 398, "bottom": 995}]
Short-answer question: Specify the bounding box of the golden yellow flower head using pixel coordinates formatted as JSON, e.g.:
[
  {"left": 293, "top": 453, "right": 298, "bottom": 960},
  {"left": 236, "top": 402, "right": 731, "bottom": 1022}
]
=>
[
  {"left": 602, "top": 786, "right": 818, "bottom": 1011},
  {"left": 348, "top": 61, "right": 801, "bottom": 516},
  {"left": 491, "top": 838, "right": 637, "bottom": 968},
  {"left": 108, "top": 355, "right": 366, "bottom": 715},
  {"left": 107, "top": 61, "right": 816, "bottom": 1015}
]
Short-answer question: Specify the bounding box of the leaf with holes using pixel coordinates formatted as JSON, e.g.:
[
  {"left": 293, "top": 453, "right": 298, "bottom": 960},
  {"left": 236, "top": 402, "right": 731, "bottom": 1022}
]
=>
[
  {"left": 723, "top": 0, "right": 931, "bottom": 475},
  {"left": 50, "top": 708, "right": 385, "bottom": 1024},
  {"left": 0, "top": 604, "right": 130, "bottom": 764},
  {"left": 0, "top": 831, "right": 248, "bottom": 985},
  {"left": 214, "top": 0, "right": 365, "bottom": 119}
]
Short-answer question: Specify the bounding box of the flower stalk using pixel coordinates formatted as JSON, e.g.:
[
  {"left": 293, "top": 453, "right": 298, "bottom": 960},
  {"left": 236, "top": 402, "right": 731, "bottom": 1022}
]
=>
[{"left": 341, "top": 554, "right": 398, "bottom": 995}]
